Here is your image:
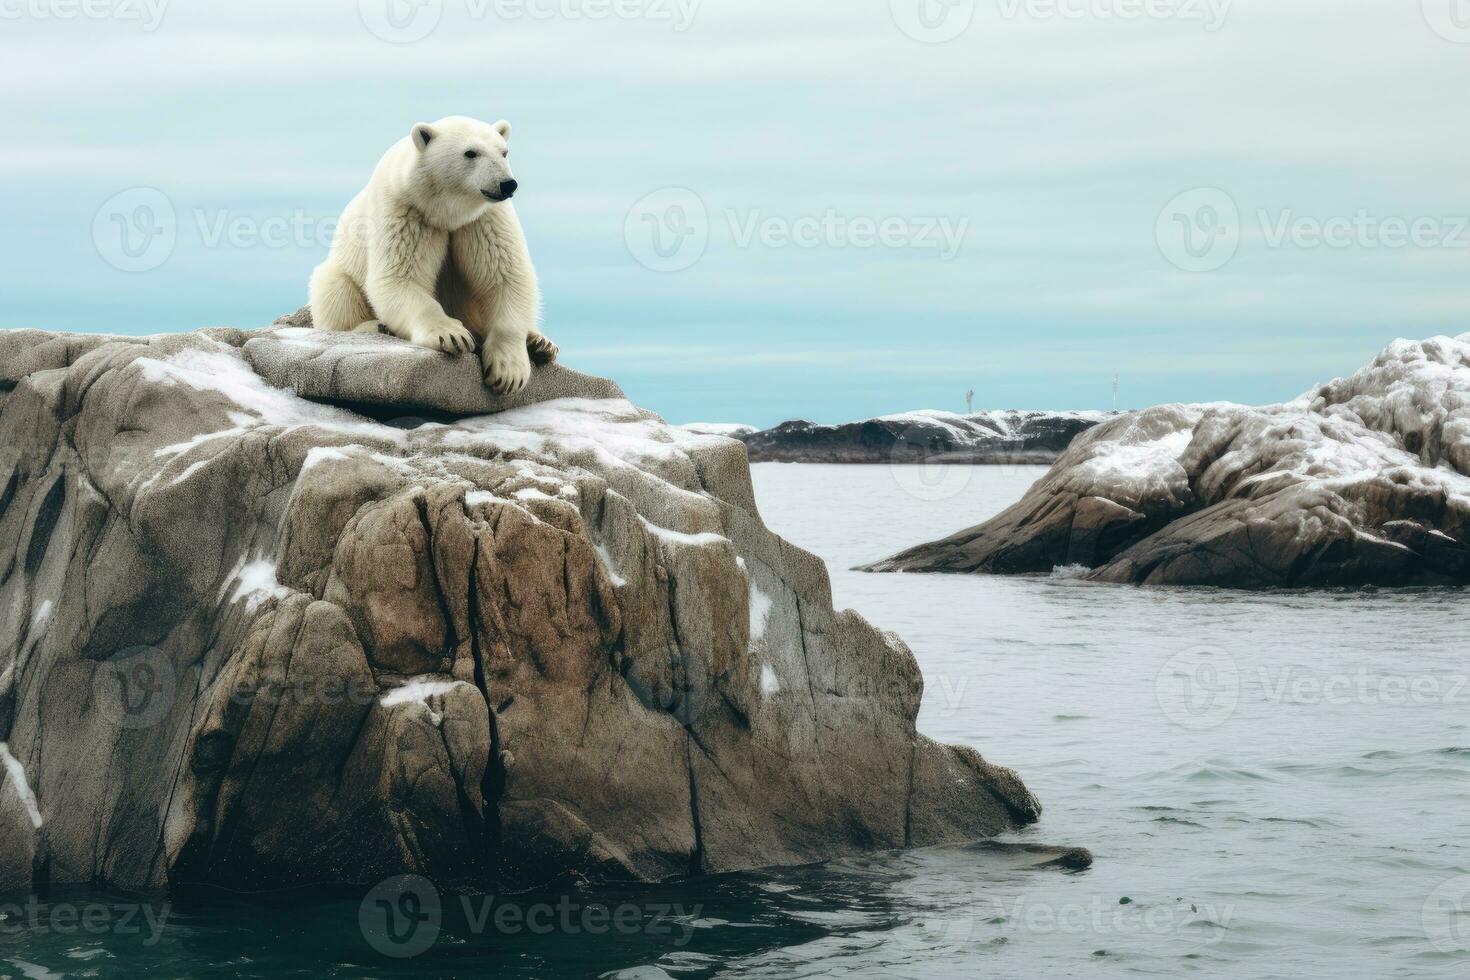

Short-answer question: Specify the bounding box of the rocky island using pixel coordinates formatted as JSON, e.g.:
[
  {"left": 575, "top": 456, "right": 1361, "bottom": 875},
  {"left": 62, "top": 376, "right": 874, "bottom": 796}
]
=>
[
  {"left": 688, "top": 410, "right": 1108, "bottom": 465},
  {"left": 0, "top": 314, "right": 1059, "bottom": 894},
  {"left": 866, "top": 335, "right": 1470, "bottom": 588}
]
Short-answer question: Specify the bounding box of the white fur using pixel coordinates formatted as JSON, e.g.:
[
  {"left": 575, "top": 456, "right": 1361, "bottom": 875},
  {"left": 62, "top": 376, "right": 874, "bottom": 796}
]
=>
[{"left": 308, "top": 115, "right": 549, "bottom": 393}]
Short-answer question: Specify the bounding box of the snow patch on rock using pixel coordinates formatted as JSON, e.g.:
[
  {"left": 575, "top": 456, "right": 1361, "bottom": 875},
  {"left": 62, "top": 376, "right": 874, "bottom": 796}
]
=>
[
  {"left": 595, "top": 545, "right": 628, "bottom": 588},
  {"left": 748, "top": 584, "right": 773, "bottom": 641},
  {"left": 136, "top": 347, "right": 406, "bottom": 446},
  {"left": 640, "top": 518, "right": 729, "bottom": 549},
  {"left": 223, "top": 555, "right": 292, "bottom": 613},
  {"left": 302, "top": 446, "right": 355, "bottom": 470},
  {"left": 0, "top": 743, "right": 42, "bottom": 830},
  {"left": 381, "top": 676, "right": 472, "bottom": 726}
]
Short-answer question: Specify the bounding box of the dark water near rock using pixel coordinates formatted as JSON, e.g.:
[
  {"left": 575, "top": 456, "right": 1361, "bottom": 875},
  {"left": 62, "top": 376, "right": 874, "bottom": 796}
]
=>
[{"left": 5, "top": 464, "right": 1470, "bottom": 978}]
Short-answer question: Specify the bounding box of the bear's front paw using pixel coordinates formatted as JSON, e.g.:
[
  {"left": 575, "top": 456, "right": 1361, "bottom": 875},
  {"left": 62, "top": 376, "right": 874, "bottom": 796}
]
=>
[
  {"left": 527, "top": 332, "right": 559, "bottom": 366},
  {"left": 483, "top": 339, "right": 533, "bottom": 395},
  {"left": 412, "top": 317, "right": 477, "bottom": 356}
]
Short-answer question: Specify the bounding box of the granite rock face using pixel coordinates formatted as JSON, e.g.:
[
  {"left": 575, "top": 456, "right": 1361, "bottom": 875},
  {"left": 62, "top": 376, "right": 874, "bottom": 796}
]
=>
[
  {"left": 866, "top": 336, "right": 1470, "bottom": 588},
  {"left": 0, "top": 321, "right": 1043, "bottom": 893},
  {"left": 728, "top": 410, "right": 1108, "bottom": 465}
]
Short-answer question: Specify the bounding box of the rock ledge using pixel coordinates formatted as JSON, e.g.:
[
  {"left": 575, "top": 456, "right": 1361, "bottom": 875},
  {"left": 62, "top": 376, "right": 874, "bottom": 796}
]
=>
[{"left": 0, "top": 321, "right": 1047, "bottom": 892}]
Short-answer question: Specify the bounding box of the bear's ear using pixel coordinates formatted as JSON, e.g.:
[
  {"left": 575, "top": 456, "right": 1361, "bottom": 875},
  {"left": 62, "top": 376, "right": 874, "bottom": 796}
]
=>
[
  {"left": 494, "top": 120, "right": 512, "bottom": 140},
  {"left": 412, "top": 124, "right": 435, "bottom": 151}
]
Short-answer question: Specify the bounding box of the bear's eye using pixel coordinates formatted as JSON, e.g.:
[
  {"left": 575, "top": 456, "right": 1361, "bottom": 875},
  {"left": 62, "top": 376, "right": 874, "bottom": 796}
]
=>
[
  {"left": 464, "top": 150, "right": 479, "bottom": 160},
  {"left": 502, "top": 150, "right": 509, "bottom": 159}
]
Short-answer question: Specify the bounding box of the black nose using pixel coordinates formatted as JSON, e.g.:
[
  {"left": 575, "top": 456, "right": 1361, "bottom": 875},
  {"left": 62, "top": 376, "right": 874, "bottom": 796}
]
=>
[{"left": 499, "top": 180, "right": 518, "bottom": 199}]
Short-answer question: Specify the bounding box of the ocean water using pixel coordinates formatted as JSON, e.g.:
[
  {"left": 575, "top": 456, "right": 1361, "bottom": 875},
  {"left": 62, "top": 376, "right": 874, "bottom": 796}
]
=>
[{"left": 5, "top": 464, "right": 1469, "bottom": 978}]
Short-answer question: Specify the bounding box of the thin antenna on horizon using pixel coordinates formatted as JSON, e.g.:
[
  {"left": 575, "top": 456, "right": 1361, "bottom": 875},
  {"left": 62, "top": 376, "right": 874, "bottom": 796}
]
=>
[{"left": 1112, "top": 371, "right": 1119, "bottom": 413}]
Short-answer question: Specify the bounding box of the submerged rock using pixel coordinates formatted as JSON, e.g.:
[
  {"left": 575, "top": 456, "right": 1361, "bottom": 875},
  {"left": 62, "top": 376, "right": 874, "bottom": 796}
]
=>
[
  {"left": 865, "top": 336, "right": 1470, "bottom": 588},
  {"left": 0, "top": 320, "right": 1046, "bottom": 893},
  {"left": 704, "top": 410, "right": 1108, "bottom": 465}
]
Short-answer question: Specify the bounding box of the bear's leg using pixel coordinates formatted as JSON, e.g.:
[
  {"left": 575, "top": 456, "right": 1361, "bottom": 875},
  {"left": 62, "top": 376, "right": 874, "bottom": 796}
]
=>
[
  {"left": 465, "top": 288, "right": 535, "bottom": 394},
  {"left": 482, "top": 327, "right": 534, "bottom": 395},
  {"left": 363, "top": 219, "right": 477, "bottom": 355},
  {"left": 365, "top": 277, "right": 477, "bottom": 355},
  {"left": 308, "top": 261, "right": 373, "bottom": 333},
  {"left": 451, "top": 214, "right": 542, "bottom": 391}
]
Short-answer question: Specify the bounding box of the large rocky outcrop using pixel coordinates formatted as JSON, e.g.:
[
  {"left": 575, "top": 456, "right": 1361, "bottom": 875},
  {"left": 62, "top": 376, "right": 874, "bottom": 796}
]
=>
[
  {"left": 0, "top": 317, "right": 1046, "bottom": 894},
  {"left": 693, "top": 410, "right": 1107, "bottom": 465},
  {"left": 866, "top": 336, "right": 1470, "bottom": 588}
]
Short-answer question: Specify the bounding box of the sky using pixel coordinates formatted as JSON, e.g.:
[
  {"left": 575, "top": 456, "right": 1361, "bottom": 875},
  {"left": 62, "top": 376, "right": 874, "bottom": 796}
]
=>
[{"left": 2, "top": 0, "right": 1468, "bottom": 426}]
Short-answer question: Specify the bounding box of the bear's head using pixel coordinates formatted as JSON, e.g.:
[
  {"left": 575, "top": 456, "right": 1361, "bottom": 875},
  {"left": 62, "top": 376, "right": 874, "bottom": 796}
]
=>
[{"left": 408, "top": 115, "right": 518, "bottom": 223}]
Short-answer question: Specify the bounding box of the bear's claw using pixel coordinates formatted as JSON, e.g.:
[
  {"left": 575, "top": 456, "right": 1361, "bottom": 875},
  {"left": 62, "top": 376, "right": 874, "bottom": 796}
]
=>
[
  {"left": 414, "top": 317, "right": 477, "bottom": 356},
  {"left": 485, "top": 368, "right": 528, "bottom": 395},
  {"left": 482, "top": 338, "right": 533, "bottom": 395},
  {"left": 527, "top": 333, "right": 559, "bottom": 366}
]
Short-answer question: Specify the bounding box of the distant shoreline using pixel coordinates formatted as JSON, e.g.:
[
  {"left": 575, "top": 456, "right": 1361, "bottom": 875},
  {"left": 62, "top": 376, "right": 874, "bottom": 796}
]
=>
[{"left": 684, "top": 410, "right": 1112, "bottom": 465}]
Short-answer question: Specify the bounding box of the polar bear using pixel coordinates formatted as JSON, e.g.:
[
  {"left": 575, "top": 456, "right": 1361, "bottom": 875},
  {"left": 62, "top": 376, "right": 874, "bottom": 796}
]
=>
[{"left": 308, "top": 115, "right": 557, "bottom": 393}]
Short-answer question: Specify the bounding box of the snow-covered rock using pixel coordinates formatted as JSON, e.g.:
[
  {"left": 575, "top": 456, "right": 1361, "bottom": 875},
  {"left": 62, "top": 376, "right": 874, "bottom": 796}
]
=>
[
  {"left": 866, "top": 336, "right": 1470, "bottom": 588},
  {"left": 734, "top": 409, "right": 1109, "bottom": 464},
  {"left": 0, "top": 320, "right": 1048, "bottom": 893}
]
